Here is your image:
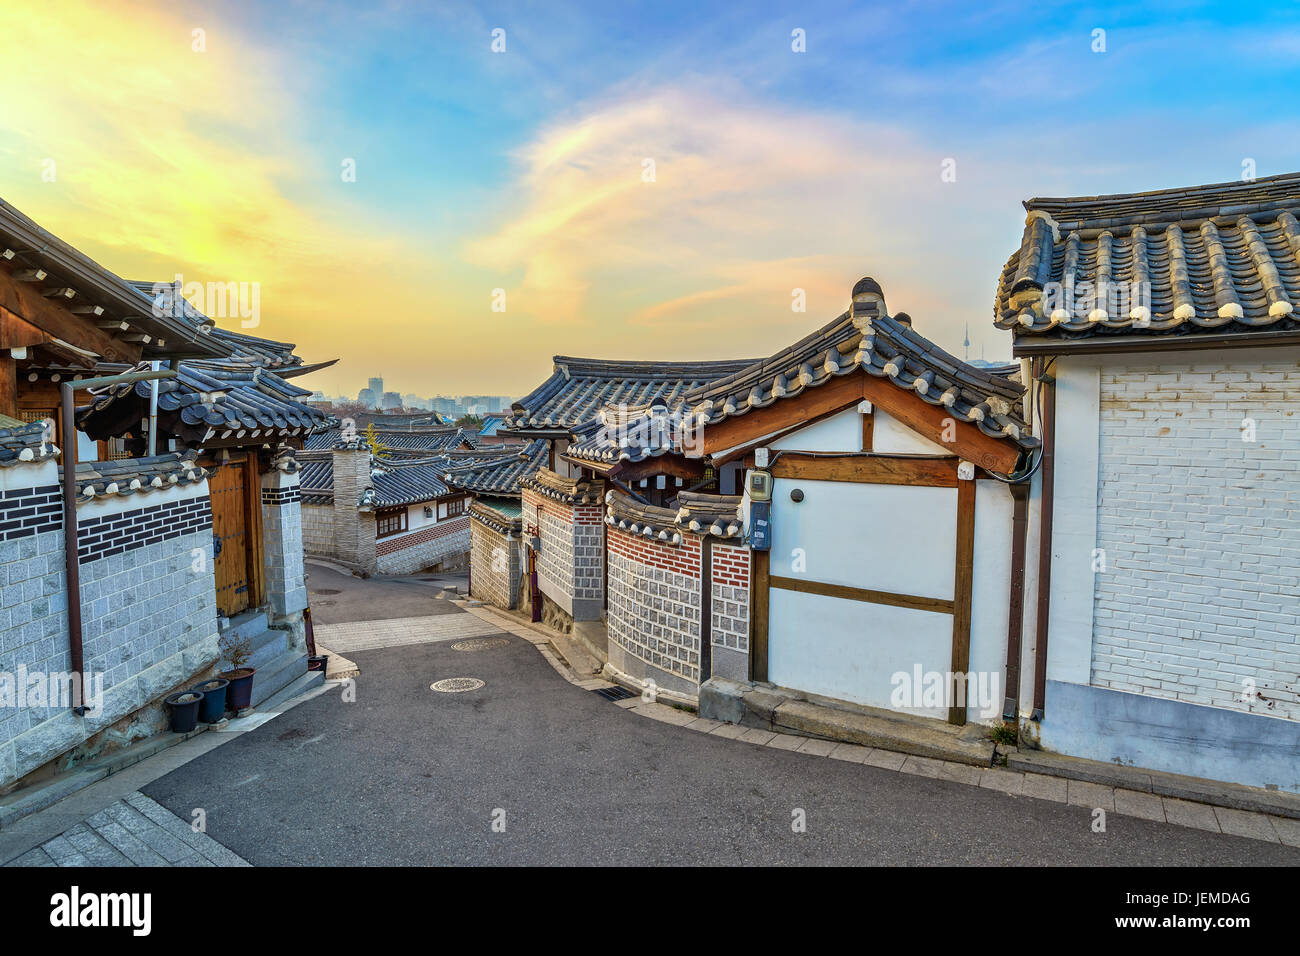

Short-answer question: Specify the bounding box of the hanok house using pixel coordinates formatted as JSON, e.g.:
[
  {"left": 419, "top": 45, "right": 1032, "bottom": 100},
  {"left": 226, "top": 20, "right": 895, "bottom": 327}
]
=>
[
  {"left": 440, "top": 438, "right": 549, "bottom": 610},
  {"left": 502, "top": 356, "right": 756, "bottom": 631},
  {"left": 995, "top": 171, "right": 1300, "bottom": 791},
  {"left": 0, "top": 198, "right": 326, "bottom": 791},
  {"left": 635, "top": 278, "right": 1039, "bottom": 716},
  {"left": 303, "top": 423, "right": 478, "bottom": 455},
  {"left": 297, "top": 442, "right": 477, "bottom": 575}
]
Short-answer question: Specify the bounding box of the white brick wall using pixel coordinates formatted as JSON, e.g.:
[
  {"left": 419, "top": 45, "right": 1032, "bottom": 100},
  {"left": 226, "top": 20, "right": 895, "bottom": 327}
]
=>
[{"left": 1091, "top": 357, "right": 1300, "bottom": 720}]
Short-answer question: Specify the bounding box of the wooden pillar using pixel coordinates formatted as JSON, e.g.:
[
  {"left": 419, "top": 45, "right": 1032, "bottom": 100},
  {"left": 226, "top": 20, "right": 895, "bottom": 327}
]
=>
[
  {"left": 750, "top": 548, "right": 769, "bottom": 682},
  {"left": 0, "top": 354, "right": 16, "bottom": 419},
  {"left": 948, "top": 474, "right": 976, "bottom": 725}
]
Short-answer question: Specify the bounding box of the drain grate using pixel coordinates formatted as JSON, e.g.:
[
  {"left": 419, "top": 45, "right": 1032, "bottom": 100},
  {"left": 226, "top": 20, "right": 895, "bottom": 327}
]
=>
[
  {"left": 312, "top": 588, "right": 341, "bottom": 595},
  {"left": 451, "top": 638, "right": 509, "bottom": 652},
  {"left": 430, "top": 677, "right": 485, "bottom": 693},
  {"left": 592, "top": 685, "right": 636, "bottom": 702}
]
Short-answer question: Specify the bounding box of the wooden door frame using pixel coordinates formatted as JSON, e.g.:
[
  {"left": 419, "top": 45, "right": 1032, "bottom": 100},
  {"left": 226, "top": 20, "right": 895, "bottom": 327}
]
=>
[
  {"left": 749, "top": 453, "right": 979, "bottom": 724},
  {"left": 204, "top": 453, "right": 266, "bottom": 615}
]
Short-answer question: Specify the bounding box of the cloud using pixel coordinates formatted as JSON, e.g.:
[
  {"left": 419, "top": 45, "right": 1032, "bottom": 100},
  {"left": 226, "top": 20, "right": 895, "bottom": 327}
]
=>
[
  {"left": 466, "top": 84, "right": 1025, "bottom": 360},
  {"left": 0, "top": 0, "right": 471, "bottom": 394}
]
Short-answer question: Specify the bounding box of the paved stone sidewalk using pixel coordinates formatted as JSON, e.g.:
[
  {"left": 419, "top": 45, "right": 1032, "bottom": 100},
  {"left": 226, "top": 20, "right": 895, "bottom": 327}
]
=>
[
  {"left": 312, "top": 612, "right": 501, "bottom": 654},
  {"left": 5, "top": 791, "right": 249, "bottom": 867}
]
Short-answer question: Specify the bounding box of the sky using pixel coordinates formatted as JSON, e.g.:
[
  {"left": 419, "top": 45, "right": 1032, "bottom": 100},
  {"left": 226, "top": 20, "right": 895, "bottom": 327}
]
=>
[{"left": 3, "top": 0, "right": 1300, "bottom": 399}]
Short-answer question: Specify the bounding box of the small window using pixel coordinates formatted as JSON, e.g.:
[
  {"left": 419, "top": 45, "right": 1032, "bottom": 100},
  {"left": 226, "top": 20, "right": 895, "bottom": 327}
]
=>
[
  {"left": 446, "top": 497, "right": 466, "bottom": 518},
  {"left": 376, "top": 508, "right": 408, "bottom": 538}
]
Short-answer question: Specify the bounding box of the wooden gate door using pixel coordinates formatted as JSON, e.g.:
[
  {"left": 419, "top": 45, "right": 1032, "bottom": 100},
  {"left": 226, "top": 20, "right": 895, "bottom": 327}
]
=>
[{"left": 210, "top": 460, "right": 253, "bottom": 617}]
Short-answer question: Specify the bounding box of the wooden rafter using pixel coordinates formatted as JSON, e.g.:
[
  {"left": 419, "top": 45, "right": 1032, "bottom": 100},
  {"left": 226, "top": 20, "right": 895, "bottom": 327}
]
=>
[{"left": 0, "top": 265, "right": 140, "bottom": 364}]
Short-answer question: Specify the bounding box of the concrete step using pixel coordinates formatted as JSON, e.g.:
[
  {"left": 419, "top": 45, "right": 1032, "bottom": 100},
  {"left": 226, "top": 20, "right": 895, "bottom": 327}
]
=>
[
  {"left": 249, "top": 650, "right": 310, "bottom": 709},
  {"left": 700, "top": 677, "right": 996, "bottom": 767},
  {"left": 571, "top": 621, "right": 609, "bottom": 666},
  {"left": 546, "top": 631, "right": 602, "bottom": 677},
  {"left": 241, "top": 629, "right": 292, "bottom": 673},
  {"left": 1009, "top": 748, "right": 1300, "bottom": 820},
  {"left": 219, "top": 607, "right": 270, "bottom": 643},
  {"left": 260, "top": 669, "right": 326, "bottom": 711}
]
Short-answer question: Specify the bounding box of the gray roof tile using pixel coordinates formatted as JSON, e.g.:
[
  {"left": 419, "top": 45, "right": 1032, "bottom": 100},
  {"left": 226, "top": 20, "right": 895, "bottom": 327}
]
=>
[{"left": 995, "top": 171, "right": 1300, "bottom": 341}]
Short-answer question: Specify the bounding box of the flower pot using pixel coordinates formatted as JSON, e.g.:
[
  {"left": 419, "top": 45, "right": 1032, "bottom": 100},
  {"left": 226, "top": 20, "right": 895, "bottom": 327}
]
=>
[
  {"left": 307, "top": 655, "right": 328, "bottom": 673},
  {"left": 191, "top": 678, "right": 230, "bottom": 722},
  {"left": 219, "top": 668, "right": 256, "bottom": 712},
  {"left": 165, "top": 690, "right": 204, "bottom": 733}
]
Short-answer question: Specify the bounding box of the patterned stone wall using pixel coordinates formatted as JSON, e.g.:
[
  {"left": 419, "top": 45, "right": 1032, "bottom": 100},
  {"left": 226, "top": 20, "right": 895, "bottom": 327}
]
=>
[
  {"left": 469, "top": 517, "right": 521, "bottom": 610},
  {"left": 300, "top": 500, "right": 335, "bottom": 560},
  {"left": 0, "top": 461, "right": 219, "bottom": 789},
  {"left": 522, "top": 486, "right": 604, "bottom": 620},
  {"left": 376, "top": 516, "right": 470, "bottom": 575},
  {"left": 261, "top": 471, "right": 307, "bottom": 621},
  {"left": 331, "top": 445, "right": 376, "bottom": 573},
  {"left": 606, "top": 525, "right": 702, "bottom": 687}
]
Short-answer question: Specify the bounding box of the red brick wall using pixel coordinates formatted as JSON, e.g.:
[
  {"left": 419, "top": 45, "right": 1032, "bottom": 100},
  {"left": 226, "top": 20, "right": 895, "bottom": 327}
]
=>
[
  {"left": 711, "top": 542, "right": 750, "bottom": 589},
  {"left": 606, "top": 525, "right": 701, "bottom": 576}
]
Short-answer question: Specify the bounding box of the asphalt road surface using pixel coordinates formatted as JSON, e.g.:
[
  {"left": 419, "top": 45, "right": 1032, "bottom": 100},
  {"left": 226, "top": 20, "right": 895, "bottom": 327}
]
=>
[{"left": 143, "top": 625, "right": 1300, "bottom": 866}]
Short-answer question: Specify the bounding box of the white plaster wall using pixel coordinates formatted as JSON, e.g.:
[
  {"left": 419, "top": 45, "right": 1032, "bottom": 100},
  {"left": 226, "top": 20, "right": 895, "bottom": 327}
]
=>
[
  {"left": 873, "top": 409, "right": 952, "bottom": 455},
  {"left": 768, "top": 591, "right": 953, "bottom": 715},
  {"left": 77, "top": 479, "right": 210, "bottom": 522},
  {"left": 770, "top": 408, "right": 863, "bottom": 452},
  {"left": 969, "top": 479, "right": 1014, "bottom": 722},
  {"left": 770, "top": 478, "right": 956, "bottom": 600},
  {"left": 1043, "top": 358, "right": 1100, "bottom": 686}
]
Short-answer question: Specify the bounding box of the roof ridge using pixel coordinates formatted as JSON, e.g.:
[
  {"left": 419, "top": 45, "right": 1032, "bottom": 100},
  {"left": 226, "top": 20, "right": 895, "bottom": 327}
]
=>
[{"left": 1026, "top": 170, "right": 1300, "bottom": 209}]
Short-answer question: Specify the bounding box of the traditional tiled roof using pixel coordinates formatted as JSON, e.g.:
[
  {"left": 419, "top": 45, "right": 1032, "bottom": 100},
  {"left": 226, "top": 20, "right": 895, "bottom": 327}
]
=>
[
  {"left": 128, "top": 280, "right": 312, "bottom": 370},
  {"left": 673, "top": 491, "right": 745, "bottom": 538},
  {"left": 442, "top": 439, "right": 548, "bottom": 495},
  {"left": 68, "top": 453, "right": 208, "bottom": 503},
  {"left": 296, "top": 449, "right": 335, "bottom": 505},
  {"left": 604, "top": 489, "right": 745, "bottom": 543},
  {"left": 477, "top": 415, "right": 505, "bottom": 437},
  {"left": 469, "top": 499, "right": 523, "bottom": 535},
  {"left": 564, "top": 404, "right": 683, "bottom": 466},
  {"left": 505, "top": 355, "right": 759, "bottom": 433},
  {"left": 304, "top": 426, "right": 478, "bottom": 452},
  {"left": 686, "top": 280, "right": 1037, "bottom": 453},
  {"left": 361, "top": 456, "right": 455, "bottom": 509},
  {"left": 298, "top": 447, "right": 494, "bottom": 506},
  {"left": 519, "top": 467, "right": 605, "bottom": 505},
  {"left": 76, "top": 359, "right": 335, "bottom": 445},
  {"left": 0, "top": 420, "right": 58, "bottom": 468},
  {"left": 995, "top": 172, "right": 1300, "bottom": 344},
  {"left": 0, "top": 201, "right": 231, "bottom": 360}
]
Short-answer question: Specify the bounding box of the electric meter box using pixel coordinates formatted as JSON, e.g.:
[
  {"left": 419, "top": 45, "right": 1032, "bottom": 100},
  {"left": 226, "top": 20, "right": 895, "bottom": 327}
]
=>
[
  {"left": 749, "top": 501, "right": 771, "bottom": 551},
  {"left": 746, "top": 469, "right": 773, "bottom": 502}
]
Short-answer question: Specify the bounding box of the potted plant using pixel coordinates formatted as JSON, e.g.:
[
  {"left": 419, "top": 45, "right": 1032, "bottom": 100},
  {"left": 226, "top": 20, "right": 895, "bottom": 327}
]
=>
[
  {"left": 218, "top": 632, "right": 256, "bottom": 713},
  {"left": 164, "top": 690, "right": 204, "bottom": 733},
  {"left": 190, "top": 677, "right": 230, "bottom": 722}
]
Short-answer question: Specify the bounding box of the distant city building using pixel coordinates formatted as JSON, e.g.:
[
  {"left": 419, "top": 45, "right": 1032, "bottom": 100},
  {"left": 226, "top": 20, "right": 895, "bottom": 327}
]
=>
[
  {"left": 358, "top": 387, "right": 377, "bottom": 408},
  {"left": 381, "top": 390, "right": 403, "bottom": 410}
]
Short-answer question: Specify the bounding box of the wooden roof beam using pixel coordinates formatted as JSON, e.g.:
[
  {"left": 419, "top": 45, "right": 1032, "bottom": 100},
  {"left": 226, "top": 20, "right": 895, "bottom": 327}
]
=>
[{"left": 0, "top": 264, "right": 140, "bottom": 364}]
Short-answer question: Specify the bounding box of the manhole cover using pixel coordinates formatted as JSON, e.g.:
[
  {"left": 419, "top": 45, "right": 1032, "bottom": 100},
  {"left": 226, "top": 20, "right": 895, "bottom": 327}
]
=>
[
  {"left": 451, "top": 638, "right": 509, "bottom": 652},
  {"left": 430, "top": 677, "right": 485, "bottom": 693},
  {"left": 313, "top": 588, "right": 341, "bottom": 595}
]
